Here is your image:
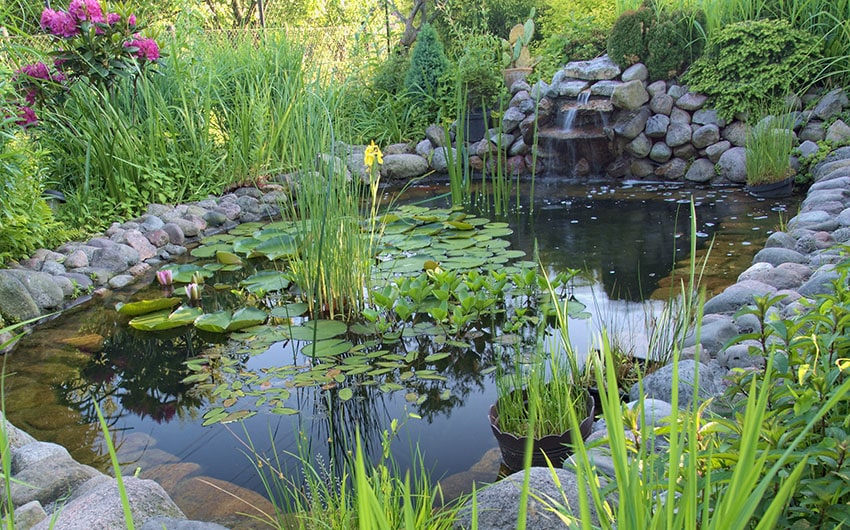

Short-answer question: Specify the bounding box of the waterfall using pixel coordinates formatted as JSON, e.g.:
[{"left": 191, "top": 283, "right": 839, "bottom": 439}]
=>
[{"left": 561, "top": 90, "right": 591, "bottom": 131}]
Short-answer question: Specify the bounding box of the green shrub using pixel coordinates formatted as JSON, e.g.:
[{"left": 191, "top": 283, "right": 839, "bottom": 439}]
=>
[
  {"left": 0, "top": 119, "right": 69, "bottom": 265},
  {"left": 372, "top": 48, "right": 410, "bottom": 96},
  {"left": 645, "top": 8, "right": 706, "bottom": 81},
  {"left": 535, "top": 18, "right": 609, "bottom": 81},
  {"left": 403, "top": 24, "right": 450, "bottom": 103},
  {"left": 454, "top": 34, "right": 503, "bottom": 109},
  {"left": 606, "top": 8, "right": 652, "bottom": 68},
  {"left": 683, "top": 18, "right": 819, "bottom": 122}
]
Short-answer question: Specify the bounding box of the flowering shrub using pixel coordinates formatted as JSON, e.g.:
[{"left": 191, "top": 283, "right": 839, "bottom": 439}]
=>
[{"left": 11, "top": 0, "right": 160, "bottom": 125}]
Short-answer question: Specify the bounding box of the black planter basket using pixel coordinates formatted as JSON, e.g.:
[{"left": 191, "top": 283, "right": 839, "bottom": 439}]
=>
[
  {"left": 488, "top": 391, "right": 595, "bottom": 472},
  {"left": 746, "top": 176, "right": 794, "bottom": 198}
]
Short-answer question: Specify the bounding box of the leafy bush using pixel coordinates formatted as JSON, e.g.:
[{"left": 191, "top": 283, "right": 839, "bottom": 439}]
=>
[
  {"left": 606, "top": 8, "right": 652, "bottom": 68},
  {"left": 0, "top": 111, "right": 69, "bottom": 265},
  {"left": 717, "top": 262, "right": 850, "bottom": 528},
  {"left": 683, "top": 19, "right": 819, "bottom": 122},
  {"left": 403, "top": 24, "right": 450, "bottom": 103},
  {"left": 454, "top": 34, "right": 503, "bottom": 109},
  {"left": 645, "top": 8, "right": 706, "bottom": 81}
]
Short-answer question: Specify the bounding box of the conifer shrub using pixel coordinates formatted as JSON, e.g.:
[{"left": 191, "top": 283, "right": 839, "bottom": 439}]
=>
[
  {"left": 606, "top": 8, "right": 652, "bottom": 68},
  {"left": 683, "top": 18, "right": 819, "bottom": 121},
  {"left": 645, "top": 8, "right": 706, "bottom": 81},
  {"left": 403, "top": 24, "right": 449, "bottom": 102}
]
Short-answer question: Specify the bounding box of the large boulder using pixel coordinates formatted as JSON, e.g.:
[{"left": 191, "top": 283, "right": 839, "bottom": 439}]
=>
[
  {"left": 611, "top": 80, "right": 649, "bottom": 111},
  {"left": 715, "top": 147, "right": 747, "bottom": 184},
  {"left": 2, "top": 270, "right": 64, "bottom": 311},
  {"left": 628, "top": 359, "right": 728, "bottom": 408},
  {"left": 561, "top": 55, "right": 621, "bottom": 81},
  {"left": 454, "top": 467, "right": 603, "bottom": 530},
  {"left": 380, "top": 154, "right": 429, "bottom": 180},
  {"left": 0, "top": 271, "right": 42, "bottom": 322}
]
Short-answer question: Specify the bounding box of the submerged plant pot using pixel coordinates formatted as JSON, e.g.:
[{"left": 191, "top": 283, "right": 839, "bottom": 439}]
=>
[
  {"left": 465, "top": 107, "right": 490, "bottom": 143},
  {"left": 488, "top": 391, "right": 594, "bottom": 471},
  {"left": 746, "top": 176, "right": 794, "bottom": 198}
]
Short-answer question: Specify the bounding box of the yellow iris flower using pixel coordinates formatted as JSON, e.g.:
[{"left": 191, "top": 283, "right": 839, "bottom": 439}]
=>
[{"left": 364, "top": 141, "right": 383, "bottom": 169}]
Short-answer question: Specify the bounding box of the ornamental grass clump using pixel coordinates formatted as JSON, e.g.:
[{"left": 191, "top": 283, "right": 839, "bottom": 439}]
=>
[{"left": 745, "top": 111, "right": 797, "bottom": 186}]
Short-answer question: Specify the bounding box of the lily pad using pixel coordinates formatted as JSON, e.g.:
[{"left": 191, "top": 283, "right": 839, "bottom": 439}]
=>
[
  {"left": 301, "top": 338, "right": 353, "bottom": 358},
  {"left": 240, "top": 271, "right": 290, "bottom": 294},
  {"left": 289, "top": 320, "right": 348, "bottom": 341},
  {"left": 270, "top": 303, "right": 309, "bottom": 319},
  {"left": 252, "top": 234, "right": 299, "bottom": 260},
  {"left": 117, "top": 297, "right": 181, "bottom": 316},
  {"left": 129, "top": 306, "right": 204, "bottom": 331}
]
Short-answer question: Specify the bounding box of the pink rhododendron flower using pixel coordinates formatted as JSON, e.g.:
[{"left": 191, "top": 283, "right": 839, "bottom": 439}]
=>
[
  {"left": 68, "top": 0, "right": 104, "bottom": 23},
  {"left": 19, "top": 62, "right": 51, "bottom": 80},
  {"left": 106, "top": 12, "right": 120, "bottom": 24},
  {"left": 125, "top": 37, "right": 160, "bottom": 61},
  {"left": 15, "top": 106, "right": 38, "bottom": 128},
  {"left": 128, "top": 14, "right": 136, "bottom": 26},
  {"left": 40, "top": 8, "right": 79, "bottom": 38},
  {"left": 24, "top": 89, "right": 38, "bottom": 105}
]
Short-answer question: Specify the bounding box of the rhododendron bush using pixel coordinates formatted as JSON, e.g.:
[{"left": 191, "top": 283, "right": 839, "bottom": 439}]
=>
[{"left": 12, "top": 0, "right": 160, "bottom": 125}]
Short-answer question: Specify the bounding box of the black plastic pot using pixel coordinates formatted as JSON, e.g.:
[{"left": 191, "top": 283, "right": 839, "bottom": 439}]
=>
[
  {"left": 488, "top": 391, "right": 595, "bottom": 471},
  {"left": 465, "top": 107, "right": 490, "bottom": 143},
  {"left": 746, "top": 176, "right": 794, "bottom": 198}
]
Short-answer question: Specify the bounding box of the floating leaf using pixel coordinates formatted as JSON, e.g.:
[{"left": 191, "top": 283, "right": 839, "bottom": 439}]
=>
[
  {"left": 117, "top": 297, "right": 181, "bottom": 316},
  {"left": 240, "top": 271, "right": 290, "bottom": 293},
  {"left": 194, "top": 311, "right": 233, "bottom": 333},
  {"left": 129, "top": 306, "right": 204, "bottom": 331},
  {"left": 221, "top": 410, "right": 255, "bottom": 424},
  {"left": 227, "top": 307, "right": 268, "bottom": 331},
  {"left": 270, "top": 407, "right": 299, "bottom": 415},
  {"left": 339, "top": 388, "right": 354, "bottom": 401},
  {"left": 216, "top": 250, "right": 243, "bottom": 265},
  {"left": 424, "top": 352, "right": 451, "bottom": 363},
  {"left": 252, "top": 234, "right": 299, "bottom": 260},
  {"left": 191, "top": 242, "right": 233, "bottom": 258},
  {"left": 301, "top": 339, "right": 353, "bottom": 358},
  {"left": 270, "top": 303, "right": 309, "bottom": 319},
  {"left": 289, "top": 320, "right": 348, "bottom": 341}
]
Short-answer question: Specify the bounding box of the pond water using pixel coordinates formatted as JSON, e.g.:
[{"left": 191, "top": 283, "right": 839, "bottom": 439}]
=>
[{"left": 3, "top": 180, "right": 800, "bottom": 527}]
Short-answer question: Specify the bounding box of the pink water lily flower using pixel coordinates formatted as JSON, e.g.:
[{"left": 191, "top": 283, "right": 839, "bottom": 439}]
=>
[{"left": 156, "top": 269, "right": 173, "bottom": 286}]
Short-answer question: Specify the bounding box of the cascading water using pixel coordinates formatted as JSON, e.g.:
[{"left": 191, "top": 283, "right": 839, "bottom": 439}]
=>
[{"left": 538, "top": 90, "right": 613, "bottom": 177}]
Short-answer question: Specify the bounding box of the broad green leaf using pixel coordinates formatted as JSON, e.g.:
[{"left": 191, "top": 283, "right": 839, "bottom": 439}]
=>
[
  {"left": 194, "top": 310, "right": 232, "bottom": 333},
  {"left": 240, "top": 271, "right": 290, "bottom": 293},
  {"left": 117, "top": 297, "right": 181, "bottom": 316},
  {"left": 289, "top": 320, "right": 348, "bottom": 341},
  {"left": 301, "top": 338, "right": 353, "bottom": 358},
  {"left": 216, "top": 250, "right": 243, "bottom": 265},
  {"left": 129, "top": 306, "right": 204, "bottom": 331},
  {"left": 227, "top": 307, "right": 267, "bottom": 331},
  {"left": 339, "top": 388, "right": 354, "bottom": 401},
  {"left": 270, "top": 303, "right": 309, "bottom": 319}
]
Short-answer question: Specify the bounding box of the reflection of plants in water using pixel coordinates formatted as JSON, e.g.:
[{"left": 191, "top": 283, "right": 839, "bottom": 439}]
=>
[{"left": 57, "top": 326, "right": 227, "bottom": 425}]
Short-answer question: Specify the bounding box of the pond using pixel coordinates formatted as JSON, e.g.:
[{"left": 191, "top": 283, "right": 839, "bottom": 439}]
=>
[{"left": 2, "top": 180, "right": 799, "bottom": 527}]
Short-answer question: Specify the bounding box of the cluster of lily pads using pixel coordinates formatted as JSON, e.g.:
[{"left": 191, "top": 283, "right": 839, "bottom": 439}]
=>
[{"left": 115, "top": 205, "right": 590, "bottom": 425}]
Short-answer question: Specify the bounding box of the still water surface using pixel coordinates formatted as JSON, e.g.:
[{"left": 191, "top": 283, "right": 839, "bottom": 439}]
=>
[{"left": 4, "top": 180, "right": 799, "bottom": 523}]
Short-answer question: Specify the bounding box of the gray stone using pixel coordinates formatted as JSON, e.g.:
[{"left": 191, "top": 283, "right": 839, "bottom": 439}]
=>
[
  {"left": 621, "top": 63, "right": 648, "bottom": 82},
  {"left": 788, "top": 210, "right": 840, "bottom": 232},
  {"left": 646, "top": 80, "right": 667, "bottom": 98},
  {"left": 64, "top": 250, "right": 89, "bottom": 269},
  {"left": 630, "top": 158, "right": 656, "bottom": 178},
  {"left": 145, "top": 204, "right": 174, "bottom": 219},
  {"left": 722, "top": 121, "right": 748, "bottom": 147},
  {"left": 1, "top": 413, "right": 36, "bottom": 450},
  {"left": 765, "top": 231, "right": 797, "bottom": 249},
  {"left": 138, "top": 214, "right": 165, "bottom": 232},
  {"left": 87, "top": 237, "right": 115, "bottom": 249},
  {"left": 703, "top": 280, "right": 778, "bottom": 315},
  {"left": 626, "top": 398, "right": 674, "bottom": 429},
  {"left": 8, "top": 455, "right": 100, "bottom": 508},
  {"left": 685, "top": 158, "right": 716, "bottom": 183},
  {"left": 665, "top": 122, "right": 692, "bottom": 147},
  {"left": 684, "top": 316, "right": 739, "bottom": 357},
  {"left": 655, "top": 158, "right": 687, "bottom": 180},
  {"left": 753, "top": 247, "right": 808, "bottom": 267},
  {"left": 691, "top": 124, "right": 720, "bottom": 149},
  {"left": 669, "top": 106, "right": 691, "bottom": 125},
  {"left": 32, "top": 476, "right": 184, "bottom": 530},
  {"left": 649, "top": 94, "right": 674, "bottom": 115},
  {"left": 810, "top": 176, "right": 850, "bottom": 193},
  {"left": 645, "top": 114, "right": 670, "bottom": 138},
  {"left": 589, "top": 80, "right": 621, "bottom": 97},
  {"left": 502, "top": 107, "right": 526, "bottom": 133},
  {"left": 649, "top": 142, "right": 672, "bottom": 163},
  {"left": 455, "top": 467, "right": 602, "bottom": 530},
  {"left": 613, "top": 107, "right": 651, "bottom": 139},
  {"left": 123, "top": 230, "right": 158, "bottom": 261},
  {"left": 611, "top": 80, "right": 649, "bottom": 110},
  {"left": 813, "top": 158, "right": 850, "bottom": 182},
  {"left": 140, "top": 517, "right": 229, "bottom": 530},
  {"left": 508, "top": 137, "right": 529, "bottom": 156},
  {"left": 715, "top": 147, "right": 747, "bottom": 183},
  {"left": 415, "top": 139, "right": 433, "bottom": 158},
  {"left": 380, "top": 154, "right": 429, "bottom": 180},
  {"left": 202, "top": 211, "right": 228, "bottom": 228},
  {"left": 717, "top": 343, "right": 765, "bottom": 370},
  {"left": 675, "top": 92, "right": 707, "bottom": 111},
  {"left": 108, "top": 275, "right": 135, "bottom": 289},
  {"left": 738, "top": 262, "right": 811, "bottom": 290},
  {"left": 705, "top": 140, "right": 731, "bottom": 164},
  {"left": 628, "top": 359, "right": 728, "bottom": 408},
  {"left": 425, "top": 124, "right": 447, "bottom": 147},
  {"left": 166, "top": 217, "right": 201, "bottom": 238},
  {"left": 673, "top": 143, "right": 697, "bottom": 160},
  {"left": 798, "top": 265, "right": 840, "bottom": 297},
  {"left": 14, "top": 500, "right": 48, "bottom": 528},
  {"left": 798, "top": 139, "right": 820, "bottom": 159},
  {"left": 667, "top": 84, "right": 687, "bottom": 99},
  {"left": 813, "top": 88, "right": 848, "bottom": 120},
  {"left": 145, "top": 230, "right": 170, "bottom": 248},
  {"left": 562, "top": 55, "right": 621, "bottom": 80},
  {"left": 692, "top": 109, "right": 725, "bottom": 127},
  {"left": 799, "top": 120, "right": 826, "bottom": 142},
  {"left": 161, "top": 223, "right": 184, "bottom": 246},
  {"left": 430, "top": 146, "right": 456, "bottom": 173},
  {"left": 12, "top": 441, "right": 71, "bottom": 473},
  {"left": 89, "top": 245, "right": 140, "bottom": 273},
  {"left": 826, "top": 119, "right": 850, "bottom": 144},
  {"left": 40, "top": 261, "right": 66, "bottom": 276},
  {"left": 554, "top": 80, "right": 590, "bottom": 97},
  {"left": 2, "top": 270, "right": 64, "bottom": 311},
  {"left": 626, "top": 134, "right": 652, "bottom": 158}
]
